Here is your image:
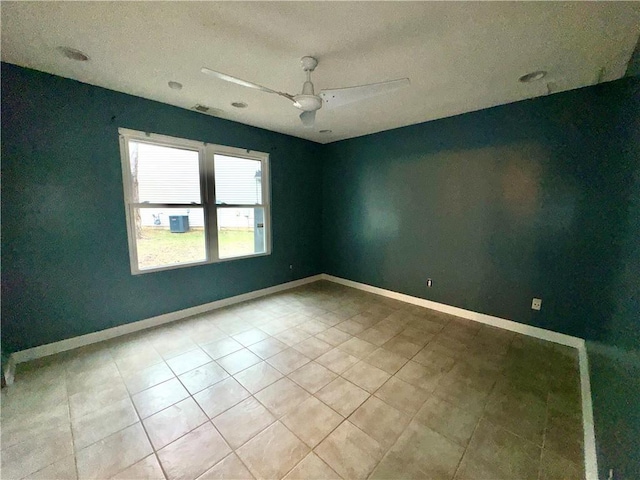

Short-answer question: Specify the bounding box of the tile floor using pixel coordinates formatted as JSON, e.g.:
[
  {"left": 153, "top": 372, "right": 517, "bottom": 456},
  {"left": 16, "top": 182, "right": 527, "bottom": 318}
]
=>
[{"left": 1, "top": 281, "right": 585, "bottom": 480}]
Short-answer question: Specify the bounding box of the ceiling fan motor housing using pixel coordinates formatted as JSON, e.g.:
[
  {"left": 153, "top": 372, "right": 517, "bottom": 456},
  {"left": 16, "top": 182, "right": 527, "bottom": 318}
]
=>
[
  {"left": 293, "top": 94, "right": 323, "bottom": 111},
  {"left": 293, "top": 63, "right": 323, "bottom": 111}
]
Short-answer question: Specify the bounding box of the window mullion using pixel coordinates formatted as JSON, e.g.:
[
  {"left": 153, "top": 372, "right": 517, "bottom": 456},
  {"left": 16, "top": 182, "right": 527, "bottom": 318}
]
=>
[
  {"left": 197, "top": 145, "right": 212, "bottom": 264},
  {"left": 119, "top": 128, "right": 270, "bottom": 274},
  {"left": 206, "top": 145, "right": 220, "bottom": 262}
]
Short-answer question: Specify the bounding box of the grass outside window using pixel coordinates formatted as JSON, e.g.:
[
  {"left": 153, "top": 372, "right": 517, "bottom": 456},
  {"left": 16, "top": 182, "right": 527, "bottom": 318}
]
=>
[{"left": 136, "top": 227, "right": 255, "bottom": 270}]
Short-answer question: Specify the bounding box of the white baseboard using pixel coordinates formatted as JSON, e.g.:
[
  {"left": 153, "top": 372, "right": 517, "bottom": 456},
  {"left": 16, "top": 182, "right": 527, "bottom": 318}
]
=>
[
  {"left": 11, "top": 274, "right": 323, "bottom": 364},
  {"left": 321, "top": 274, "right": 584, "bottom": 348},
  {"left": 2, "top": 355, "right": 16, "bottom": 386},
  {"left": 8, "top": 271, "right": 598, "bottom": 479},
  {"left": 578, "top": 346, "right": 599, "bottom": 480},
  {"left": 320, "top": 274, "right": 598, "bottom": 480}
]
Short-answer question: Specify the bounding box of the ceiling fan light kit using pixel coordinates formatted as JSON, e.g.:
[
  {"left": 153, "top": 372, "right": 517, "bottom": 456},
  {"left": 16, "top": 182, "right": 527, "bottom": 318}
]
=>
[{"left": 201, "top": 56, "right": 409, "bottom": 128}]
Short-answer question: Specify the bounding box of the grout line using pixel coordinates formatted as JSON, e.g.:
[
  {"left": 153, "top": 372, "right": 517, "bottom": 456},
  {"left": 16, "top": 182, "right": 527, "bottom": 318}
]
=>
[
  {"left": 323, "top": 275, "right": 595, "bottom": 479},
  {"left": 361, "top": 316, "right": 458, "bottom": 478},
  {"left": 10, "top": 281, "right": 588, "bottom": 480},
  {"left": 8, "top": 290, "right": 319, "bottom": 479},
  {"left": 438, "top": 329, "right": 501, "bottom": 479},
  {"left": 321, "top": 274, "right": 585, "bottom": 348},
  {"left": 451, "top": 411, "right": 485, "bottom": 479},
  {"left": 112, "top": 353, "right": 170, "bottom": 480},
  {"left": 229, "top": 327, "right": 380, "bottom": 478},
  {"left": 67, "top": 376, "right": 81, "bottom": 480},
  {"left": 10, "top": 275, "right": 324, "bottom": 364},
  {"left": 226, "top": 449, "right": 257, "bottom": 480},
  {"left": 269, "top": 420, "right": 318, "bottom": 479},
  {"left": 538, "top": 391, "right": 551, "bottom": 480},
  {"left": 152, "top": 451, "right": 170, "bottom": 480}
]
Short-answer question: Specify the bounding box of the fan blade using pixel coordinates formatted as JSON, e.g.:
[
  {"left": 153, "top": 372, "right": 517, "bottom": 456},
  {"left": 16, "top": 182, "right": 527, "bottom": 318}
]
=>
[
  {"left": 299, "top": 110, "right": 316, "bottom": 128},
  {"left": 320, "top": 78, "right": 410, "bottom": 109},
  {"left": 201, "top": 67, "right": 294, "bottom": 101}
]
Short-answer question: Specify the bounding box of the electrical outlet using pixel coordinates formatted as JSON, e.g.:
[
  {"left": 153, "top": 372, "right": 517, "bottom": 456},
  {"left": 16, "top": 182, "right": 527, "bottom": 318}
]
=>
[
  {"left": 426, "top": 278, "right": 433, "bottom": 287},
  {"left": 531, "top": 298, "right": 542, "bottom": 311}
]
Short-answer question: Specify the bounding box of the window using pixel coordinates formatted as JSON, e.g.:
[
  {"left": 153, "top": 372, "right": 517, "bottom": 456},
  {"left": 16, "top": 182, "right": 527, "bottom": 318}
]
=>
[{"left": 119, "top": 128, "right": 270, "bottom": 274}]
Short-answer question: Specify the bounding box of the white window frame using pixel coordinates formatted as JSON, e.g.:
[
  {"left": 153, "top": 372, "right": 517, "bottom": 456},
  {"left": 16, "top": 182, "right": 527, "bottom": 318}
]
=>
[{"left": 118, "top": 128, "right": 271, "bottom": 275}]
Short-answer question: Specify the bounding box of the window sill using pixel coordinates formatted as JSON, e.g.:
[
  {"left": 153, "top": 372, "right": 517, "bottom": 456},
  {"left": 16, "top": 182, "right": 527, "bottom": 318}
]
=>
[{"left": 131, "top": 251, "right": 271, "bottom": 275}]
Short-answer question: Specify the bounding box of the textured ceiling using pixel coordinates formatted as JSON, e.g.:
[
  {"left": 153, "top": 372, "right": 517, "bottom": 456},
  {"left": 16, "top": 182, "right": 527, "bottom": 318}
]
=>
[{"left": 2, "top": 2, "right": 640, "bottom": 144}]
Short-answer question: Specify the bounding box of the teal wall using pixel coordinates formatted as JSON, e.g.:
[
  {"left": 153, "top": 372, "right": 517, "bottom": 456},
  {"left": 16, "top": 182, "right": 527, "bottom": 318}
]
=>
[
  {"left": 1, "top": 63, "right": 323, "bottom": 353},
  {"left": 586, "top": 74, "right": 640, "bottom": 479},
  {"left": 322, "top": 76, "right": 640, "bottom": 478},
  {"left": 588, "top": 345, "right": 640, "bottom": 480},
  {"left": 2, "top": 61, "right": 639, "bottom": 477}
]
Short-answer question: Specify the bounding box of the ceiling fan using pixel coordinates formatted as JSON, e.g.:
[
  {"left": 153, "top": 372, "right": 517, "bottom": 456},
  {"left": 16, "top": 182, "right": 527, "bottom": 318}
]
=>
[{"left": 201, "top": 56, "right": 410, "bottom": 128}]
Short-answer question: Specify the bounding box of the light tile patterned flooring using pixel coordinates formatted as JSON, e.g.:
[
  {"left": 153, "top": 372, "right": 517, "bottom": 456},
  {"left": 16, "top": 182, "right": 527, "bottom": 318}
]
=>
[{"left": 1, "top": 281, "right": 585, "bottom": 480}]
